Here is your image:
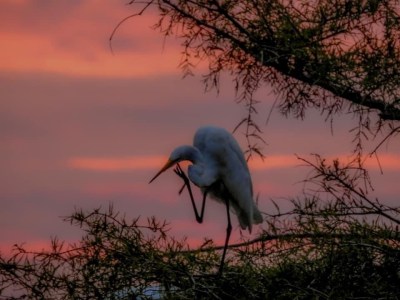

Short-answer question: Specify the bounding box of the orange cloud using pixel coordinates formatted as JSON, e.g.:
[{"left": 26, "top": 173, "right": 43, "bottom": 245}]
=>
[
  {"left": 365, "top": 153, "right": 400, "bottom": 171},
  {"left": 68, "top": 155, "right": 299, "bottom": 172},
  {"left": 249, "top": 153, "right": 400, "bottom": 171},
  {"left": 248, "top": 155, "right": 299, "bottom": 170},
  {"left": 68, "top": 154, "right": 400, "bottom": 172},
  {"left": 68, "top": 155, "right": 167, "bottom": 171},
  {"left": 0, "top": 2, "right": 186, "bottom": 77},
  {"left": 0, "top": 240, "right": 62, "bottom": 258},
  {"left": 0, "top": 32, "right": 182, "bottom": 78}
]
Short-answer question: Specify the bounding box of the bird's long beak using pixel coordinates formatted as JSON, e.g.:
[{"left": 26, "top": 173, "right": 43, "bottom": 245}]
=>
[{"left": 149, "top": 159, "right": 176, "bottom": 183}]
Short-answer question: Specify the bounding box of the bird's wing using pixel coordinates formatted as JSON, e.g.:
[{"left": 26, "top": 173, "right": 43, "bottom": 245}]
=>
[
  {"left": 194, "top": 126, "right": 255, "bottom": 229},
  {"left": 194, "top": 126, "right": 253, "bottom": 192}
]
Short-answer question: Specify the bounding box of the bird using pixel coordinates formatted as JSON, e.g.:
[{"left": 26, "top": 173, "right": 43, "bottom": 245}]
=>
[{"left": 149, "top": 125, "right": 263, "bottom": 274}]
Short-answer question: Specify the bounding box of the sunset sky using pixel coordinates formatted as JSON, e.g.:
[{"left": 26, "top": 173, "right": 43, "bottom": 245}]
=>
[{"left": 1, "top": 1, "right": 399, "bottom": 254}]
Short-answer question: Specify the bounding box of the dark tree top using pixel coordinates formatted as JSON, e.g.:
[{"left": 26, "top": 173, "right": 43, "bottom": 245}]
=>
[{"left": 115, "top": 0, "right": 400, "bottom": 123}]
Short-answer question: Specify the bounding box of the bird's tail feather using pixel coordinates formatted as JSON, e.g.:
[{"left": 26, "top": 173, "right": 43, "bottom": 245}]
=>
[{"left": 253, "top": 206, "right": 263, "bottom": 225}]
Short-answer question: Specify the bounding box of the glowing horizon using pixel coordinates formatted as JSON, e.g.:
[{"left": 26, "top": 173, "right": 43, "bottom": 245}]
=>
[{"left": 67, "top": 153, "right": 400, "bottom": 171}]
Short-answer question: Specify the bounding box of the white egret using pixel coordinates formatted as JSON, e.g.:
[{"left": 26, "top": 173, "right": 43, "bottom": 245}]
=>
[{"left": 149, "top": 126, "right": 263, "bottom": 274}]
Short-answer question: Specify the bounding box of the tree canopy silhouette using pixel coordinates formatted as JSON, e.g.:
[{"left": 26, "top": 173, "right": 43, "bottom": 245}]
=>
[
  {"left": 1, "top": 157, "right": 400, "bottom": 299},
  {"left": 111, "top": 0, "right": 400, "bottom": 151}
]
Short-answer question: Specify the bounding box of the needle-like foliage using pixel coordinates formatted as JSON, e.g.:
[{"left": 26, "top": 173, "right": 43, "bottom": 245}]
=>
[
  {"left": 1, "top": 157, "right": 399, "bottom": 299},
  {"left": 112, "top": 0, "right": 400, "bottom": 155}
]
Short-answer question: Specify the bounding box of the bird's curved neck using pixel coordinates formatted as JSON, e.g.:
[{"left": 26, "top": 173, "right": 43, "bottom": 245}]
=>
[
  {"left": 186, "top": 146, "right": 204, "bottom": 165},
  {"left": 171, "top": 145, "right": 204, "bottom": 166}
]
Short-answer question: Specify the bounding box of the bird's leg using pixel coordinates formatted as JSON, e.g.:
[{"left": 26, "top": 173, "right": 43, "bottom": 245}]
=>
[
  {"left": 218, "top": 197, "right": 232, "bottom": 276},
  {"left": 174, "top": 164, "right": 207, "bottom": 224},
  {"left": 199, "top": 189, "right": 208, "bottom": 223}
]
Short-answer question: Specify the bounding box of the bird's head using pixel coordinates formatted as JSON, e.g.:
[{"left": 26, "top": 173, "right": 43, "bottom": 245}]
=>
[{"left": 149, "top": 145, "right": 195, "bottom": 184}]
